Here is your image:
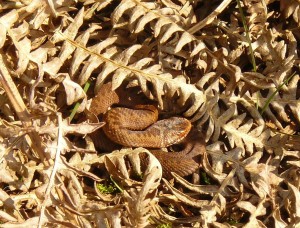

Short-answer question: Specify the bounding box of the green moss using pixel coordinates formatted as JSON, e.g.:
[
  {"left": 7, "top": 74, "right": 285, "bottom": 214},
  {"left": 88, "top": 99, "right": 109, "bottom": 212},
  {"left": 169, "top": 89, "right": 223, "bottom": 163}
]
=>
[
  {"left": 96, "top": 182, "right": 120, "bottom": 194},
  {"left": 201, "top": 172, "right": 211, "bottom": 185},
  {"left": 156, "top": 223, "right": 172, "bottom": 228}
]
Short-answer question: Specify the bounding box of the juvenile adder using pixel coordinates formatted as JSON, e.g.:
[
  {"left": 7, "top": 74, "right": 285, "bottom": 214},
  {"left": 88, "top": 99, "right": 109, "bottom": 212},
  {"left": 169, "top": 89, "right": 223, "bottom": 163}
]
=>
[{"left": 89, "top": 82, "right": 205, "bottom": 178}]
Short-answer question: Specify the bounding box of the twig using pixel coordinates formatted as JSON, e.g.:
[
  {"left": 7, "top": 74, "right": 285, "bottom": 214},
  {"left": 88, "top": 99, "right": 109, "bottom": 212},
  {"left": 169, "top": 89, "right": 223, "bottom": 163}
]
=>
[
  {"left": 0, "top": 52, "right": 49, "bottom": 164},
  {"left": 38, "top": 113, "right": 63, "bottom": 227},
  {"left": 188, "top": 0, "right": 233, "bottom": 34}
]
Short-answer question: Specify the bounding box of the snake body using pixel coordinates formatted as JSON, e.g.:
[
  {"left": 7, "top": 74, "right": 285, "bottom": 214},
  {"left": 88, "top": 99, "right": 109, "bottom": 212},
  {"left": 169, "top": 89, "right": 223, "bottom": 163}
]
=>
[
  {"left": 90, "top": 82, "right": 204, "bottom": 178},
  {"left": 103, "top": 105, "right": 191, "bottom": 148}
]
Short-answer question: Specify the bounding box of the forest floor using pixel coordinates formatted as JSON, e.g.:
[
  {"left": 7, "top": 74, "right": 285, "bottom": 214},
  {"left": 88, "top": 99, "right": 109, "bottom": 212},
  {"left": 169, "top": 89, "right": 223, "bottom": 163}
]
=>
[{"left": 0, "top": 0, "right": 299, "bottom": 227}]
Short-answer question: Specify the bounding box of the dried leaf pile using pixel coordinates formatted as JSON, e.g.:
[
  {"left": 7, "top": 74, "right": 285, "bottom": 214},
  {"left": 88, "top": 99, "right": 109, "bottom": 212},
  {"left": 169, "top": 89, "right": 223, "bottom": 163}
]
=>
[{"left": 0, "top": 0, "right": 299, "bottom": 227}]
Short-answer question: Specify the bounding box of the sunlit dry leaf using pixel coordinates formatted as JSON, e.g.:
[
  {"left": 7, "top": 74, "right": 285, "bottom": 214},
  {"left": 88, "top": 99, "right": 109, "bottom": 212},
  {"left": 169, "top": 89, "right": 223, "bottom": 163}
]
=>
[
  {"left": 124, "top": 165, "right": 160, "bottom": 227},
  {"left": 241, "top": 72, "right": 274, "bottom": 89},
  {"left": 29, "top": 41, "right": 56, "bottom": 65},
  {"left": 104, "top": 148, "right": 162, "bottom": 182},
  {"left": 112, "top": 0, "right": 137, "bottom": 25},
  {"left": 256, "top": 74, "right": 300, "bottom": 128},
  {"left": 248, "top": 163, "right": 283, "bottom": 198},
  {"left": 36, "top": 117, "right": 104, "bottom": 136},
  {"left": 237, "top": 200, "right": 267, "bottom": 228},
  {"left": 0, "top": 210, "right": 18, "bottom": 222},
  {"left": 44, "top": 8, "right": 84, "bottom": 76},
  {"left": 134, "top": 11, "right": 157, "bottom": 34},
  {"left": 286, "top": 182, "right": 300, "bottom": 219},
  {"left": 162, "top": 178, "right": 210, "bottom": 208},
  {"left": 1, "top": 216, "right": 41, "bottom": 228},
  {"left": 0, "top": 10, "right": 18, "bottom": 48},
  {"left": 273, "top": 207, "right": 288, "bottom": 228},
  {"left": 60, "top": 155, "right": 103, "bottom": 181},
  {"left": 62, "top": 74, "right": 86, "bottom": 105},
  {"left": 69, "top": 24, "right": 103, "bottom": 77},
  {"left": 0, "top": 161, "right": 16, "bottom": 184}
]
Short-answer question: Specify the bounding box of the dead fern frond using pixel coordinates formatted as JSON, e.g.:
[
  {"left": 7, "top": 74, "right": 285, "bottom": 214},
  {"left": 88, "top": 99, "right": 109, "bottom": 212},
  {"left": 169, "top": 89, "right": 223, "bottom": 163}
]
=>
[
  {"left": 0, "top": 1, "right": 299, "bottom": 227},
  {"left": 104, "top": 148, "right": 162, "bottom": 227},
  {"left": 242, "top": 0, "right": 268, "bottom": 38}
]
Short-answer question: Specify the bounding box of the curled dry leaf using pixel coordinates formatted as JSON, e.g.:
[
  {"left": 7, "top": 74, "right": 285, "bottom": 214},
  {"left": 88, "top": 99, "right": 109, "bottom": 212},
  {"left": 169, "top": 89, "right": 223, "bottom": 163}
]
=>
[
  {"left": 62, "top": 74, "right": 87, "bottom": 106},
  {"left": 103, "top": 148, "right": 162, "bottom": 227}
]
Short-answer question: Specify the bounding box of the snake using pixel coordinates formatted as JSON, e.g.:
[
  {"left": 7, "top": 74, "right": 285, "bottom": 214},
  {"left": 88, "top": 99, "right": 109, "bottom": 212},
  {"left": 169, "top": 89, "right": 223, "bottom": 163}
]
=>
[
  {"left": 89, "top": 82, "right": 205, "bottom": 178},
  {"left": 103, "top": 105, "right": 191, "bottom": 148}
]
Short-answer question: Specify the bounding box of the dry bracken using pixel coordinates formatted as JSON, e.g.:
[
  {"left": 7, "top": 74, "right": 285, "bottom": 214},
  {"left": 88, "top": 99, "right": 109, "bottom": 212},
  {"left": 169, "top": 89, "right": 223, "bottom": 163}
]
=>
[{"left": 0, "top": 0, "right": 299, "bottom": 227}]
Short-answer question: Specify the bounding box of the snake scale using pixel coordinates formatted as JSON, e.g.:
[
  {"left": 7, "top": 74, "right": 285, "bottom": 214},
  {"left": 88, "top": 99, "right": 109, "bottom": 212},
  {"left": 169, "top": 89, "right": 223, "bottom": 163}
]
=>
[{"left": 89, "top": 82, "right": 205, "bottom": 178}]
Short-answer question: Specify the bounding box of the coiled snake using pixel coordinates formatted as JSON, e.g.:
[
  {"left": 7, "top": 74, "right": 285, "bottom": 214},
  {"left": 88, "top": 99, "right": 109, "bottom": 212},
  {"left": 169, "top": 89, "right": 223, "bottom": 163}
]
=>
[{"left": 89, "top": 82, "right": 205, "bottom": 178}]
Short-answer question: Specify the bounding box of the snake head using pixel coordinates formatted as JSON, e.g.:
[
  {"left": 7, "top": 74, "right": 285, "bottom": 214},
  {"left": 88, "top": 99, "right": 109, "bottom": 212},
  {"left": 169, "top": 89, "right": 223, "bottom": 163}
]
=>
[{"left": 155, "top": 117, "right": 192, "bottom": 147}]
